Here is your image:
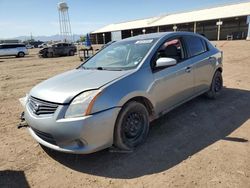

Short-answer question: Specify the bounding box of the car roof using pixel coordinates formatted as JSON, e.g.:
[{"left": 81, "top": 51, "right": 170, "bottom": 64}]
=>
[
  {"left": 55, "top": 42, "right": 71, "bottom": 44},
  {"left": 121, "top": 32, "right": 172, "bottom": 41},
  {"left": 0, "top": 43, "right": 25, "bottom": 45},
  {"left": 121, "top": 31, "right": 207, "bottom": 42}
]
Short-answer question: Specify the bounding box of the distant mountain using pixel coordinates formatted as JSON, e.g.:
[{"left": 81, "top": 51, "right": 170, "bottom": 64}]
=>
[{"left": 10, "top": 34, "right": 82, "bottom": 42}]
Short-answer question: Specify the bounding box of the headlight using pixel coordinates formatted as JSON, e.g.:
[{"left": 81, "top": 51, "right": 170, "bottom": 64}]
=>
[{"left": 65, "top": 90, "right": 101, "bottom": 118}]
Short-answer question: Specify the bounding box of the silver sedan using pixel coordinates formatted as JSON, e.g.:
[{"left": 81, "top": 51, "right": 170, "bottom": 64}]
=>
[{"left": 20, "top": 32, "right": 223, "bottom": 154}]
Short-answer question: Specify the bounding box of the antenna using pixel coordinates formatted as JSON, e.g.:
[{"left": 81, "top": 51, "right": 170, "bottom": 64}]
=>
[{"left": 58, "top": 2, "right": 72, "bottom": 42}]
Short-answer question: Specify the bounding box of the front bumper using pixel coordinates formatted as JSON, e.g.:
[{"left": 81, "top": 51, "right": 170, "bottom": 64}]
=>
[{"left": 24, "top": 104, "right": 120, "bottom": 154}]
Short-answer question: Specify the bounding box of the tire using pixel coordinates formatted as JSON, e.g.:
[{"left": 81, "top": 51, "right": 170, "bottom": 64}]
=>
[
  {"left": 47, "top": 52, "right": 53, "bottom": 58},
  {"left": 114, "top": 101, "right": 149, "bottom": 150},
  {"left": 206, "top": 71, "right": 223, "bottom": 99},
  {"left": 17, "top": 52, "right": 25, "bottom": 58},
  {"left": 69, "top": 50, "right": 74, "bottom": 56}
]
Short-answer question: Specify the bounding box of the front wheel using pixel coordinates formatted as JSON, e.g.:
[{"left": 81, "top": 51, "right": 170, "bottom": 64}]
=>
[
  {"left": 69, "top": 50, "right": 75, "bottom": 56},
  {"left": 17, "top": 52, "right": 25, "bottom": 58},
  {"left": 47, "top": 52, "right": 53, "bottom": 58},
  {"left": 206, "top": 71, "right": 223, "bottom": 99},
  {"left": 114, "top": 101, "right": 149, "bottom": 150}
]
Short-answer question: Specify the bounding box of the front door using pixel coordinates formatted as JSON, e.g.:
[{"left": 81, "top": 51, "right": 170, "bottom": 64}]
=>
[{"left": 150, "top": 38, "right": 195, "bottom": 115}]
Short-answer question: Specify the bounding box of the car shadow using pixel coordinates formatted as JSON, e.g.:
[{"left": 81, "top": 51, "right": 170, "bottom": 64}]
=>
[
  {"left": 0, "top": 56, "right": 21, "bottom": 60},
  {"left": 0, "top": 170, "right": 30, "bottom": 187},
  {"left": 43, "top": 87, "right": 250, "bottom": 179},
  {"left": 0, "top": 55, "right": 35, "bottom": 60}
]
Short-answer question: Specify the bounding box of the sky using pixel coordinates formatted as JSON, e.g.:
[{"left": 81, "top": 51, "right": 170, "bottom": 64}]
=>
[{"left": 0, "top": 0, "right": 248, "bottom": 38}]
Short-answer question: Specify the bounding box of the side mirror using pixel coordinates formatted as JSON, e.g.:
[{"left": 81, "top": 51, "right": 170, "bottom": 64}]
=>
[{"left": 156, "top": 57, "right": 177, "bottom": 68}]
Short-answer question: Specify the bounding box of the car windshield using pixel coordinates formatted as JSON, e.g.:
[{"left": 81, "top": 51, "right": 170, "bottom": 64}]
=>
[{"left": 81, "top": 39, "right": 156, "bottom": 71}]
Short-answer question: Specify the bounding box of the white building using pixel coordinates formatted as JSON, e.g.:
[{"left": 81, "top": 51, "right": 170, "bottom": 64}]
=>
[{"left": 90, "top": 1, "right": 250, "bottom": 44}]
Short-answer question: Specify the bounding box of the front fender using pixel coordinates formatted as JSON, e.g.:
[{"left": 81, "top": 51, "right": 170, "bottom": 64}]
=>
[{"left": 91, "top": 67, "right": 155, "bottom": 114}]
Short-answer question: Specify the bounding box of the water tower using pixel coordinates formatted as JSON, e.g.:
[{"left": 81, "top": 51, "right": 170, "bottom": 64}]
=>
[{"left": 58, "top": 2, "right": 72, "bottom": 42}]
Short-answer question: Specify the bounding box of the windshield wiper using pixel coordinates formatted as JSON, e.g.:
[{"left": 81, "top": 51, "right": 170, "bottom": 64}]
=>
[
  {"left": 82, "top": 66, "right": 123, "bottom": 71},
  {"left": 97, "top": 67, "right": 125, "bottom": 71},
  {"left": 96, "top": 67, "right": 105, "bottom": 70},
  {"left": 82, "top": 66, "right": 101, "bottom": 70}
]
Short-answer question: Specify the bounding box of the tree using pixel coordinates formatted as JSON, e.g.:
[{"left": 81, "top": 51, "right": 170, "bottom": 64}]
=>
[{"left": 80, "top": 35, "right": 86, "bottom": 42}]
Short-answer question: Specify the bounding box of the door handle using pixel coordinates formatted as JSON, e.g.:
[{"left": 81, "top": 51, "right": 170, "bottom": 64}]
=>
[{"left": 185, "top": 66, "right": 192, "bottom": 73}]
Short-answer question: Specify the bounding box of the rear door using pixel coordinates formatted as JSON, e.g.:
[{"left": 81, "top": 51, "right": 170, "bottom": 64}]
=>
[
  {"left": 54, "top": 43, "right": 64, "bottom": 55},
  {"left": 62, "top": 43, "right": 70, "bottom": 55},
  {"left": 151, "top": 37, "right": 195, "bottom": 115},
  {"left": 183, "top": 36, "right": 214, "bottom": 94},
  {"left": 2, "top": 45, "right": 14, "bottom": 55}
]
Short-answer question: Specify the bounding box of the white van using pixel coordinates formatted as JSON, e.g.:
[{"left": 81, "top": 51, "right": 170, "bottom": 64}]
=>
[{"left": 0, "top": 43, "right": 29, "bottom": 58}]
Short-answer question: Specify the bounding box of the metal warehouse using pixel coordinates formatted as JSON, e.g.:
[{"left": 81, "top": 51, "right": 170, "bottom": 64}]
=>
[{"left": 90, "top": 1, "right": 250, "bottom": 44}]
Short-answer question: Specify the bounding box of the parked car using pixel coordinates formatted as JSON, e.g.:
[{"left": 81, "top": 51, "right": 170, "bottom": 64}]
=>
[
  {"left": 0, "top": 43, "right": 28, "bottom": 58},
  {"left": 38, "top": 43, "right": 48, "bottom": 48},
  {"left": 26, "top": 44, "right": 34, "bottom": 49},
  {"left": 20, "top": 32, "right": 223, "bottom": 154},
  {"left": 38, "top": 42, "right": 76, "bottom": 58}
]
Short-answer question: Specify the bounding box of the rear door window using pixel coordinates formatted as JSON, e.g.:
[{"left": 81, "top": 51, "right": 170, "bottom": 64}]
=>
[
  {"left": 184, "top": 36, "right": 207, "bottom": 57},
  {"left": 3, "top": 45, "right": 13, "bottom": 49}
]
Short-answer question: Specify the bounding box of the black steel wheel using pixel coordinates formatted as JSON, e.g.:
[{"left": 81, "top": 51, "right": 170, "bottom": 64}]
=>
[
  {"left": 206, "top": 71, "right": 223, "bottom": 99},
  {"left": 114, "top": 101, "right": 149, "bottom": 150}
]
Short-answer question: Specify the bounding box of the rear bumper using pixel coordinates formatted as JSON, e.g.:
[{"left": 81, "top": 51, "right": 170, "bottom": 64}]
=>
[{"left": 24, "top": 105, "right": 120, "bottom": 154}]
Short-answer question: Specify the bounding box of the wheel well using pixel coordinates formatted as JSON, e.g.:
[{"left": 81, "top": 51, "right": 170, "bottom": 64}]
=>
[
  {"left": 125, "top": 97, "right": 155, "bottom": 118},
  {"left": 217, "top": 67, "right": 223, "bottom": 73}
]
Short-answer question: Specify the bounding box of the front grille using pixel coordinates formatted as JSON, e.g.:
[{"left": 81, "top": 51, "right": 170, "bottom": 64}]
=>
[
  {"left": 32, "top": 127, "right": 57, "bottom": 145},
  {"left": 28, "top": 96, "right": 58, "bottom": 115}
]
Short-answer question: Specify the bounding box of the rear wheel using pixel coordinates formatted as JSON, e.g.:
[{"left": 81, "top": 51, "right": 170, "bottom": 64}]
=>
[
  {"left": 114, "top": 101, "right": 149, "bottom": 150},
  {"left": 17, "top": 52, "right": 25, "bottom": 58},
  {"left": 69, "top": 50, "right": 74, "bottom": 56},
  {"left": 206, "top": 71, "right": 223, "bottom": 99}
]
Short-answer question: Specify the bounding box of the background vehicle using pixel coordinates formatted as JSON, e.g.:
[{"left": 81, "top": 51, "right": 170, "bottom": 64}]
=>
[
  {"left": 21, "top": 32, "right": 223, "bottom": 154},
  {"left": 38, "top": 43, "right": 48, "bottom": 48},
  {"left": 38, "top": 42, "right": 76, "bottom": 58},
  {"left": 0, "top": 43, "right": 28, "bottom": 57},
  {"left": 26, "top": 44, "right": 34, "bottom": 49}
]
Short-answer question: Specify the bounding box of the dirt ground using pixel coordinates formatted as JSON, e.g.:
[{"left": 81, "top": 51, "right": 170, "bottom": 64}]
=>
[{"left": 0, "top": 41, "right": 250, "bottom": 188}]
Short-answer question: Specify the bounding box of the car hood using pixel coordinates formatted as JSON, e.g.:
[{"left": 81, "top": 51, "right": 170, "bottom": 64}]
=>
[
  {"left": 39, "top": 48, "right": 48, "bottom": 52},
  {"left": 30, "top": 69, "right": 131, "bottom": 104}
]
